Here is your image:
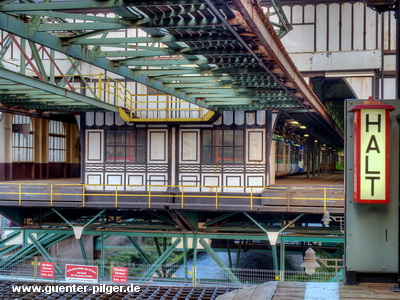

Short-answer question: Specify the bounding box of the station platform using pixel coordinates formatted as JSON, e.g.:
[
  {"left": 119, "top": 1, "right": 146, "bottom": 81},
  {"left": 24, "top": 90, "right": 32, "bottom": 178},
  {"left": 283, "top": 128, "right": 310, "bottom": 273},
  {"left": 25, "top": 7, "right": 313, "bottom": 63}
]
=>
[
  {"left": 273, "top": 171, "right": 344, "bottom": 187},
  {"left": 0, "top": 172, "right": 344, "bottom": 214}
]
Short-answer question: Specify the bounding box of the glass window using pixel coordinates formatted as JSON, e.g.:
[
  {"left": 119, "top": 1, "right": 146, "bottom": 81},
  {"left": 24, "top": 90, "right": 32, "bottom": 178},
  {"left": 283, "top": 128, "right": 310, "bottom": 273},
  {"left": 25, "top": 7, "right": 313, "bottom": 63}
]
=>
[
  {"left": 105, "top": 129, "right": 146, "bottom": 163},
  {"left": 48, "top": 120, "right": 66, "bottom": 162},
  {"left": 202, "top": 129, "right": 244, "bottom": 164},
  {"left": 12, "top": 115, "right": 34, "bottom": 162}
]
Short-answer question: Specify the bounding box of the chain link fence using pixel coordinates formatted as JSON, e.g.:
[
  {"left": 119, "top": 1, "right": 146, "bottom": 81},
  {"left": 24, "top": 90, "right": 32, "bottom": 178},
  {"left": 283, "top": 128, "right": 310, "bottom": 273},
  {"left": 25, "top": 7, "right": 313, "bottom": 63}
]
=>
[{"left": 0, "top": 257, "right": 342, "bottom": 287}]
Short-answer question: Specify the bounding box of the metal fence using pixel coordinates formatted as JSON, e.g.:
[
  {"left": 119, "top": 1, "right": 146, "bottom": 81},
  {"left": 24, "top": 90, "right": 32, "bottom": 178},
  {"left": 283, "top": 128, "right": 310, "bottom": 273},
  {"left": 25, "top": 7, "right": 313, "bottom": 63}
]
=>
[{"left": 0, "top": 257, "right": 342, "bottom": 287}]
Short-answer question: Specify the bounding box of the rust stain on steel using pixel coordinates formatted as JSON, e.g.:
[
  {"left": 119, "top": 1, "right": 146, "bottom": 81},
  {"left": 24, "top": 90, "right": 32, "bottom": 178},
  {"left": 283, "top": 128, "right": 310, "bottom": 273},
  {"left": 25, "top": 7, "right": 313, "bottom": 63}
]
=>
[{"left": 232, "top": 0, "right": 342, "bottom": 138}]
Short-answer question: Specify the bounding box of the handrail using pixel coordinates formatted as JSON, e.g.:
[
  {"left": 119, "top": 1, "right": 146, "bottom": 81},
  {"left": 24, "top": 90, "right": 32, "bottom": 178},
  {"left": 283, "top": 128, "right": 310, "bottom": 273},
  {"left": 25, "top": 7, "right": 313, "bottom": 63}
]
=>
[
  {"left": 0, "top": 182, "right": 344, "bottom": 211},
  {"left": 63, "top": 73, "right": 211, "bottom": 121}
]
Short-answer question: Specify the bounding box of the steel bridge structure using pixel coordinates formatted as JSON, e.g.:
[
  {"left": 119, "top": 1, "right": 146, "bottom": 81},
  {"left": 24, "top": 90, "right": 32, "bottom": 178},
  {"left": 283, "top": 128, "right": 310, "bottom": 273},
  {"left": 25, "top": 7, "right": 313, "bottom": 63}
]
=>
[{"left": 0, "top": 0, "right": 344, "bottom": 286}]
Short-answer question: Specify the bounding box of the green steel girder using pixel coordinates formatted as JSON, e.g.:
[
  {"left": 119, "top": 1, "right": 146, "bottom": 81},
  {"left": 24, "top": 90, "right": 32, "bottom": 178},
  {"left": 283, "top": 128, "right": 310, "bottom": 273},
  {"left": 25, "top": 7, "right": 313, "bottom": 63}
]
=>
[
  {"left": 142, "top": 238, "right": 182, "bottom": 279},
  {"left": 199, "top": 238, "right": 241, "bottom": 285},
  {"left": 10, "top": 228, "right": 344, "bottom": 243},
  {"left": 0, "top": 232, "right": 73, "bottom": 270},
  {"left": 79, "top": 238, "right": 89, "bottom": 265},
  {"left": 0, "top": 68, "right": 118, "bottom": 112},
  {"left": 126, "top": 236, "right": 164, "bottom": 277},
  {"left": 204, "top": 212, "right": 238, "bottom": 227},
  {"left": 0, "top": 0, "right": 304, "bottom": 114},
  {"left": 27, "top": 233, "right": 62, "bottom": 274},
  {"left": 0, "top": 245, "right": 20, "bottom": 256},
  {"left": 0, "top": 230, "right": 21, "bottom": 248}
]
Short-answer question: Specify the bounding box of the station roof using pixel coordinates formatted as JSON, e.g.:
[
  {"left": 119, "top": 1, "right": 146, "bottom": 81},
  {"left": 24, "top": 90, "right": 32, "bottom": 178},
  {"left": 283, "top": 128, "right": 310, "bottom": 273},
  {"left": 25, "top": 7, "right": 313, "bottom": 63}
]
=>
[{"left": 0, "top": 0, "right": 343, "bottom": 146}]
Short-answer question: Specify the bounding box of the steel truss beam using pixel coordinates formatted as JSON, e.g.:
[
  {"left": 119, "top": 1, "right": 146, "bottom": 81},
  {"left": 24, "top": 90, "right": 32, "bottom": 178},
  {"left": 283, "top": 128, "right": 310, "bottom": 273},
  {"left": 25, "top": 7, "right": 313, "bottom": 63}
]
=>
[{"left": 0, "top": 0, "right": 332, "bottom": 118}]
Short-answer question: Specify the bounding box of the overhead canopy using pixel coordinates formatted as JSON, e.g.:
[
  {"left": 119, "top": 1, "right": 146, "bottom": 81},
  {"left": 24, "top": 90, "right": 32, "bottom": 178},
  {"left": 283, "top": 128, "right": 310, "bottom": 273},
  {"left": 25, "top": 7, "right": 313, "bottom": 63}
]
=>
[{"left": 0, "top": 0, "right": 343, "bottom": 146}]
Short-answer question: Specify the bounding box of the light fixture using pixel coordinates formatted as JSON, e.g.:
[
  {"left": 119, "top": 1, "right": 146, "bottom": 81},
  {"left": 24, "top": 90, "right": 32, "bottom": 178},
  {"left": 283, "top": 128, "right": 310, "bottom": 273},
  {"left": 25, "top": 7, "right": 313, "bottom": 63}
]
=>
[
  {"left": 300, "top": 248, "right": 320, "bottom": 275},
  {"left": 304, "top": 134, "right": 309, "bottom": 137},
  {"left": 300, "top": 125, "right": 307, "bottom": 129},
  {"left": 321, "top": 210, "right": 331, "bottom": 226}
]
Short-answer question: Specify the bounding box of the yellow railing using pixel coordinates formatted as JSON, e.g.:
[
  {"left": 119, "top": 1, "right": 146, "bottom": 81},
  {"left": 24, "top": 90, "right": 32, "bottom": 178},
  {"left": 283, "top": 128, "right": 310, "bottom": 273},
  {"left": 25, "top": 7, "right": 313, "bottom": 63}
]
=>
[
  {"left": 63, "top": 73, "right": 212, "bottom": 121},
  {"left": 0, "top": 182, "right": 344, "bottom": 211}
]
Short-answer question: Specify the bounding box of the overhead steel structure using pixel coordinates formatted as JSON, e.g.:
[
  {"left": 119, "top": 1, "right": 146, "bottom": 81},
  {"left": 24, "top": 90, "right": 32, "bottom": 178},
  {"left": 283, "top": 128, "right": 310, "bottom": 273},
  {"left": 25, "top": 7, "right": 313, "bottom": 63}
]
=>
[
  {"left": 0, "top": 1, "right": 345, "bottom": 284},
  {"left": 0, "top": 0, "right": 342, "bottom": 146}
]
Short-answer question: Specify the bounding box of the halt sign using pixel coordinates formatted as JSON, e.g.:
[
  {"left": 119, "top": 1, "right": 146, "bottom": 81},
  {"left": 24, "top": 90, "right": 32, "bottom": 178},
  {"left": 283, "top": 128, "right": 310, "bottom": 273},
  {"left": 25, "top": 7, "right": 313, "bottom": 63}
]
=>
[{"left": 350, "top": 101, "right": 394, "bottom": 203}]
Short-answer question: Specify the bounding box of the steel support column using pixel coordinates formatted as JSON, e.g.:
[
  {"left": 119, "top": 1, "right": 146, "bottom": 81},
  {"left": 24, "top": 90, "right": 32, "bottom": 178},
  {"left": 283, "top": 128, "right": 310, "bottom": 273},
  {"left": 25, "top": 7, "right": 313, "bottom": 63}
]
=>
[
  {"left": 192, "top": 235, "right": 198, "bottom": 285},
  {"left": 79, "top": 238, "right": 89, "bottom": 265},
  {"left": 280, "top": 237, "right": 285, "bottom": 282},
  {"left": 183, "top": 234, "right": 188, "bottom": 282},
  {"left": 100, "top": 231, "right": 105, "bottom": 279}
]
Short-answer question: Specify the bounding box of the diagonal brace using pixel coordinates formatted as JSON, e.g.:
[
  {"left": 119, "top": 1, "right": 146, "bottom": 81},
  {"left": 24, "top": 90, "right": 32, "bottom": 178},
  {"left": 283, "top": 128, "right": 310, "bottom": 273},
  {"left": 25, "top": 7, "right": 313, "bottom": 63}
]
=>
[
  {"left": 199, "top": 238, "right": 241, "bottom": 285},
  {"left": 28, "top": 233, "right": 62, "bottom": 274},
  {"left": 142, "top": 238, "right": 181, "bottom": 279}
]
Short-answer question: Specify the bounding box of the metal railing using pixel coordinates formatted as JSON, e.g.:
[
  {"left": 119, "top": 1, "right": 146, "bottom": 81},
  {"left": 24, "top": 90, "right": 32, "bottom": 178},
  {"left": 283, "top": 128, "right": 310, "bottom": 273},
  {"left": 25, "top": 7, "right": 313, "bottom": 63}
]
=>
[
  {"left": 0, "top": 257, "right": 342, "bottom": 287},
  {"left": 0, "top": 182, "right": 344, "bottom": 211},
  {"left": 64, "top": 73, "right": 210, "bottom": 120}
]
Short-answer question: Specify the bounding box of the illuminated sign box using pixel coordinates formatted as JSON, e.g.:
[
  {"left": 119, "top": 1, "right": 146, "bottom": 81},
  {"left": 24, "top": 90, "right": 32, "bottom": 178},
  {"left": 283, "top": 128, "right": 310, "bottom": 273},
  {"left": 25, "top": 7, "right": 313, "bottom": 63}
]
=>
[{"left": 350, "top": 101, "right": 394, "bottom": 203}]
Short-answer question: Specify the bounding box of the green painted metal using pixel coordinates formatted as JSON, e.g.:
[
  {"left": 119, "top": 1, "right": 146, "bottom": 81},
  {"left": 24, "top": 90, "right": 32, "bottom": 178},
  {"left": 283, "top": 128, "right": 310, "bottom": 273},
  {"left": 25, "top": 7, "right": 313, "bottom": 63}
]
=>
[
  {"left": 279, "top": 214, "right": 304, "bottom": 233},
  {"left": 0, "top": 207, "right": 24, "bottom": 225},
  {"left": 0, "top": 0, "right": 306, "bottom": 113},
  {"left": 280, "top": 237, "right": 285, "bottom": 282},
  {"left": 199, "top": 238, "right": 241, "bottom": 285},
  {"left": 183, "top": 234, "right": 188, "bottom": 282},
  {"left": 192, "top": 235, "right": 198, "bottom": 281},
  {"left": 243, "top": 212, "right": 269, "bottom": 235},
  {"left": 27, "top": 233, "right": 62, "bottom": 274},
  {"left": 10, "top": 228, "right": 344, "bottom": 243},
  {"left": 28, "top": 41, "right": 48, "bottom": 82},
  {"left": 100, "top": 232, "right": 105, "bottom": 278},
  {"left": 142, "top": 238, "right": 182, "bottom": 279},
  {"left": 204, "top": 212, "right": 238, "bottom": 227},
  {"left": 0, "top": 230, "right": 21, "bottom": 248},
  {"left": 0, "top": 68, "right": 119, "bottom": 111},
  {"left": 0, "top": 245, "right": 20, "bottom": 256},
  {"left": 330, "top": 269, "right": 343, "bottom": 282},
  {"left": 79, "top": 238, "right": 89, "bottom": 265},
  {"left": 145, "top": 211, "right": 177, "bottom": 226},
  {"left": 51, "top": 208, "right": 74, "bottom": 228},
  {"left": 235, "top": 240, "right": 242, "bottom": 269},
  {"left": 126, "top": 237, "right": 152, "bottom": 265},
  {"left": 0, "top": 233, "right": 73, "bottom": 270},
  {"left": 272, "top": 245, "right": 279, "bottom": 278}
]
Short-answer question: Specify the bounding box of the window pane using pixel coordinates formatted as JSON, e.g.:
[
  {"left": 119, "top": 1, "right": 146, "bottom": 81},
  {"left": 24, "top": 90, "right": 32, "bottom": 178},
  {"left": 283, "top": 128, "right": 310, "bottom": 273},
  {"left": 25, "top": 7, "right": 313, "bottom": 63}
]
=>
[
  {"left": 223, "top": 147, "right": 234, "bottom": 163},
  {"left": 115, "top": 131, "right": 125, "bottom": 146},
  {"left": 202, "top": 130, "right": 211, "bottom": 147},
  {"left": 223, "top": 130, "right": 234, "bottom": 146},
  {"left": 115, "top": 147, "right": 125, "bottom": 162},
  {"left": 126, "top": 147, "right": 135, "bottom": 162},
  {"left": 235, "top": 130, "right": 244, "bottom": 146},
  {"left": 137, "top": 130, "right": 146, "bottom": 146},
  {"left": 106, "top": 147, "right": 115, "bottom": 162},
  {"left": 202, "top": 147, "right": 212, "bottom": 164},
  {"left": 137, "top": 147, "right": 146, "bottom": 163},
  {"left": 214, "top": 130, "right": 222, "bottom": 146},
  {"left": 234, "top": 148, "right": 244, "bottom": 163},
  {"left": 106, "top": 131, "right": 115, "bottom": 145}
]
